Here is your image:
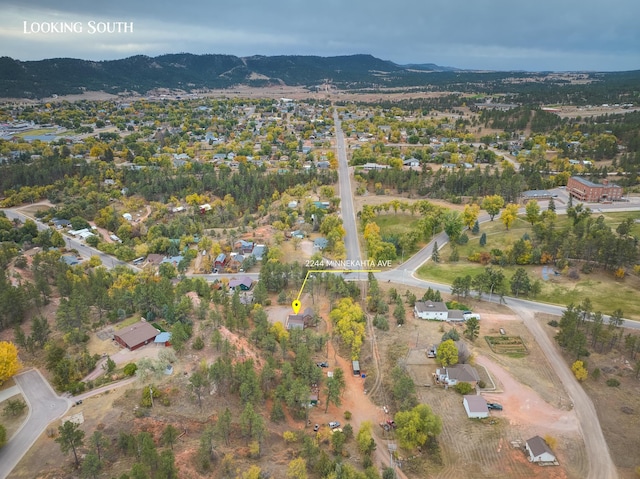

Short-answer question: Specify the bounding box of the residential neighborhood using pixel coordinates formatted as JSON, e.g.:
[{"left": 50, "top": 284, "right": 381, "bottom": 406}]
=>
[{"left": 0, "top": 70, "right": 638, "bottom": 479}]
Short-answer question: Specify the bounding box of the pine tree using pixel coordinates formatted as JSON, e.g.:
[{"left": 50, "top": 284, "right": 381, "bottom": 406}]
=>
[{"left": 431, "top": 241, "right": 440, "bottom": 263}]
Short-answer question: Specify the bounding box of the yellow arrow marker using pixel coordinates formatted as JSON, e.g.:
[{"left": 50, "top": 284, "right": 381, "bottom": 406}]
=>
[{"left": 291, "top": 300, "right": 301, "bottom": 315}]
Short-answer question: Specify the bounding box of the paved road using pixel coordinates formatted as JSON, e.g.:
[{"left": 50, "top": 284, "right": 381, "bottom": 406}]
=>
[
  {"left": 1, "top": 209, "right": 138, "bottom": 272},
  {"left": 333, "top": 110, "right": 362, "bottom": 264},
  {"left": 0, "top": 370, "right": 69, "bottom": 479}
]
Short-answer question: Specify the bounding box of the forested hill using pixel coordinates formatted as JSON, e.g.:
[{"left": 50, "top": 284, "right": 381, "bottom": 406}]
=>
[
  {"left": 0, "top": 53, "right": 415, "bottom": 98},
  {"left": 0, "top": 52, "right": 639, "bottom": 102}
]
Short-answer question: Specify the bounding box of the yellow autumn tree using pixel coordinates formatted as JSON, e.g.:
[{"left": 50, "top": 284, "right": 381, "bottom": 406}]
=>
[
  {"left": 500, "top": 203, "right": 520, "bottom": 230},
  {"left": 462, "top": 204, "right": 480, "bottom": 229},
  {"left": 237, "top": 465, "right": 261, "bottom": 479},
  {"left": 270, "top": 322, "right": 290, "bottom": 343},
  {"left": 287, "top": 457, "right": 308, "bottom": 479},
  {"left": 0, "top": 341, "right": 22, "bottom": 385},
  {"left": 571, "top": 360, "right": 588, "bottom": 382},
  {"left": 329, "top": 298, "right": 366, "bottom": 360}
]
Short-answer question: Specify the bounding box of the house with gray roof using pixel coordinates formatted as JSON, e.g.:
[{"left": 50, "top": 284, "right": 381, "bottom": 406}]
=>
[
  {"left": 251, "top": 244, "right": 266, "bottom": 261},
  {"left": 437, "top": 364, "right": 481, "bottom": 388},
  {"left": 414, "top": 301, "right": 449, "bottom": 320},
  {"left": 525, "top": 436, "right": 557, "bottom": 463}
]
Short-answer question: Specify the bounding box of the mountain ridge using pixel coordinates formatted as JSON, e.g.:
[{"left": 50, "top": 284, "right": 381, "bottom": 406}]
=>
[
  {"left": 0, "top": 53, "right": 459, "bottom": 98},
  {"left": 0, "top": 53, "right": 638, "bottom": 101}
]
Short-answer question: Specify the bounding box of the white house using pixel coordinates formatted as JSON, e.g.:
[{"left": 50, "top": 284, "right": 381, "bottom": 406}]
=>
[
  {"left": 436, "top": 364, "right": 481, "bottom": 388},
  {"left": 525, "top": 436, "right": 557, "bottom": 463},
  {"left": 414, "top": 301, "right": 449, "bottom": 320},
  {"left": 463, "top": 395, "right": 489, "bottom": 419}
]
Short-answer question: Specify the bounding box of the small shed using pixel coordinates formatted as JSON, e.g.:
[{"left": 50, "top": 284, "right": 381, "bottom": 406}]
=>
[
  {"left": 352, "top": 360, "right": 361, "bottom": 376},
  {"left": 154, "top": 332, "right": 172, "bottom": 347},
  {"left": 463, "top": 395, "right": 489, "bottom": 419},
  {"left": 525, "top": 436, "right": 557, "bottom": 463}
]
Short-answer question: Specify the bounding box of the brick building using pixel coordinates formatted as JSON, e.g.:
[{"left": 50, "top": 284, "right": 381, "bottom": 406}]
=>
[{"left": 566, "top": 177, "right": 622, "bottom": 202}]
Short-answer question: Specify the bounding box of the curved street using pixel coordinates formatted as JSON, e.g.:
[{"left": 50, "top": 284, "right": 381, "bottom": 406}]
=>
[{"left": 0, "top": 370, "right": 69, "bottom": 479}]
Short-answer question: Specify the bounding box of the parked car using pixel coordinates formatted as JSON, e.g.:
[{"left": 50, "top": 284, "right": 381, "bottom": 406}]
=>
[
  {"left": 316, "top": 361, "right": 329, "bottom": 368},
  {"left": 328, "top": 421, "right": 340, "bottom": 429},
  {"left": 487, "top": 403, "right": 503, "bottom": 410},
  {"left": 313, "top": 424, "right": 320, "bottom": 432}
]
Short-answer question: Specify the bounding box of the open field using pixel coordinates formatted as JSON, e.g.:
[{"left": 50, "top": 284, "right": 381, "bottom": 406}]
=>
[{"left": 373, "top": 214, "right": 421, "bottom": 236}]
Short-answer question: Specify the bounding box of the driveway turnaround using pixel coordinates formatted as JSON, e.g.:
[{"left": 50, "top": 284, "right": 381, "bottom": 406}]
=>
[{"left": 0, "top": 370, "right": 69, "bottom": 479}]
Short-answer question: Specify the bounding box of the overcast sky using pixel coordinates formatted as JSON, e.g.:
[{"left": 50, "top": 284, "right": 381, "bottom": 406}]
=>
[{"left": 0, "top": 0, "right": 638, "bottom": 71}]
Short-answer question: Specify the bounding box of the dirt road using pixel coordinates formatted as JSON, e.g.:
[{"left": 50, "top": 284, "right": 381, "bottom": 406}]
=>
[{"left": 506, "top": 301, "right": 618, "bottom": 479}]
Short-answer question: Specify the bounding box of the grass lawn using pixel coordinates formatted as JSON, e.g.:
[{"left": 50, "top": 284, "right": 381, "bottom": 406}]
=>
[
  {"left": 374, "top": 214, "right": 421, "bottom": 236},
  {"left": 416, "top": 212, "right": 640, "bottom": 319},
  {"left": 373, "top": 213, "right": 425, "bottom": 260}
]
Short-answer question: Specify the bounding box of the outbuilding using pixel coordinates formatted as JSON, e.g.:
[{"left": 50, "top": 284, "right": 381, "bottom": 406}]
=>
[
  {"left": 463, "top": 395, "right": 489, "bottom": 419},
  {"left": 352, "top": 360, "right": 361, "bottom": 376},
  {"left": 154, "top": 332, "right": 172, "bottom": 347},
  {"left": 525, "top": 436, "right": 557, "bottom": 463}
]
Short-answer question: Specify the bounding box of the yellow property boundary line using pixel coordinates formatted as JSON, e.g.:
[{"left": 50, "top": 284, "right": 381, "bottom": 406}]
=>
[{"left": 291, "top": 269, "right": 381, "bottom": 313}]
